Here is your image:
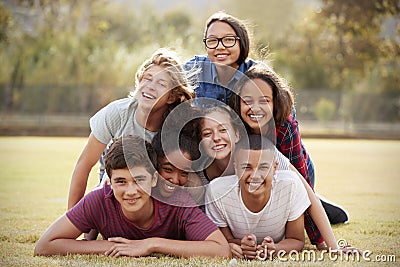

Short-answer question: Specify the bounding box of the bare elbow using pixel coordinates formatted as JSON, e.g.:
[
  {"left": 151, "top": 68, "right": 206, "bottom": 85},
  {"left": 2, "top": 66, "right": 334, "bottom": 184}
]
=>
[
  {"left": 296, "top": 240, "right": 306, "bottom": 252},
  {"left": 300, "top": 240, "right": 305, "bottom": 251},
  {"left": 206, "top": 231, "right": 231, "bottom": 258},
  {"left": 34, "top": 243, "right": 47, "bottom": 256},
  {"left": 34, "top": 239, "right": 53, "bottom": 256}
]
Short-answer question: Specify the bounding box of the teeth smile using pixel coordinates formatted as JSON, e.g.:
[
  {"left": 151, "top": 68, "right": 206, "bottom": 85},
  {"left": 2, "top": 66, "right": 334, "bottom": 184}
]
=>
[
  {"left": 125, "top": 198, "right": 139, "bottom": 204},
  {"left": 249, "top": 114, "right": 264, "bottom": 119},
  {"left": 143, "top": 93, "right": 155, "bottom": 99},
  {"left": 166, "top": 185, "right": 175, "bottom": 190},
  {"left": 248, "top": 181, "right": 264, "bottom": 192},
  {"left": 213, "top": 144, "right": 226, "bottom": 150}
]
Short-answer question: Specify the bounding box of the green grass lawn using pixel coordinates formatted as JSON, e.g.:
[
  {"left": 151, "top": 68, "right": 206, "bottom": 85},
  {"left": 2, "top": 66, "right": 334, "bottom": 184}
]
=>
[{"left": 0, "top": 137, "right": 399, "bottom": 266}]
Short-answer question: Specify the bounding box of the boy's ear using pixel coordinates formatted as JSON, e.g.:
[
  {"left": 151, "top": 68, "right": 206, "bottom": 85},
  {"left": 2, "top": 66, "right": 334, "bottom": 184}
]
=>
[
  {"left": 151, "top": 173, "right": 158, "bottom": 187},
  {"left": 273, "top": 161, "right": 278, "bottom": 174},
  {"left": 108, "top": 173, "right": 113, "bottom": 189}
]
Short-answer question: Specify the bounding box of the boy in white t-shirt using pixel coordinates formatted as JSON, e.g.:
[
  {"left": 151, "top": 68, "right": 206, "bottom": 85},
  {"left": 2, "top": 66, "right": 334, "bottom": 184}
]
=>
[{"left": 205, "top": 135, "right": 310, "bottom": 260}]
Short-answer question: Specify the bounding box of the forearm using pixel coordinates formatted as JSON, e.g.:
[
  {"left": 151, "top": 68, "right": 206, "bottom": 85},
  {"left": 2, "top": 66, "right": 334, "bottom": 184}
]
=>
[
  {"left": 68, "top": 166, "right": 91, "bottom": 209},
  {"left": 35, "top": 239, "right": 113, "bottom": 256},
  {"left": 307, "top": 200, "right": 337, "bottom": 249},
  {"left": 149, "top": 237, "right": 230, "bottom": 258},
  {"left": 227, "top": 238, "right": 241, "bottom": 246},
  {"left": 273, "top": 238, "right": 304, "bottom": 254},
  {"left": 300, "top": 177, "right": 337, "bottom": 249},
  {"left": 68, "top": 133, "right": 106, "bottom": 209}
]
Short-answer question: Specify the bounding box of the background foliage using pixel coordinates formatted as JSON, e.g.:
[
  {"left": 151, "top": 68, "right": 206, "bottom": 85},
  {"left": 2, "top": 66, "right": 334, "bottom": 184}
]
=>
[{"left": 1, "top": 0, "right": 399, "bottom": 122}]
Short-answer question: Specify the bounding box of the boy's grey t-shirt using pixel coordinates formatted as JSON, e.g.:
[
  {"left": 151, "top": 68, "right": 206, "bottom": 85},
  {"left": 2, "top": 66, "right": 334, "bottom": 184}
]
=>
[
  {"left": 90, "top": 97, "right": 156, "bottom": 144},
  {"left": 89, "top": 97, "right": 157, "bottom": 174}
]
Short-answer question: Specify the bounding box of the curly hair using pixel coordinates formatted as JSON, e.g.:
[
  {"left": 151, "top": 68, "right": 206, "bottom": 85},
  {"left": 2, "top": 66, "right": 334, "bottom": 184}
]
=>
[{"left": 130, "top": 48, "right": 198, "bottom": 113}]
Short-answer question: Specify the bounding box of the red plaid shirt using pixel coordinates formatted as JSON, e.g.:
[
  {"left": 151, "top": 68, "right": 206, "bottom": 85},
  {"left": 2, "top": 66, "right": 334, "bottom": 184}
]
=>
[
  {"left": 276, "top": 115, "right": 324, "bottom": 244},
  {"left": 276, "top": 115, "right": 311, "bottom": 187}
]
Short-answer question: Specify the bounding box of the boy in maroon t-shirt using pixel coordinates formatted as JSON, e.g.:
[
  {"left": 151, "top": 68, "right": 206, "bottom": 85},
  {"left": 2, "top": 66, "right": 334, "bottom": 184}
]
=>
[{"left": 34, "top": 136, "right": 230, "bottom": 258}]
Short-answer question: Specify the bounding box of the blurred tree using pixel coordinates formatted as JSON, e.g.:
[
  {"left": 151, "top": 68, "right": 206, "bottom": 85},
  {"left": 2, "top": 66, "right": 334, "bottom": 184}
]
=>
[
  {"left": 0, "top": 4, "right": 11, "bottom": 44},
  {"left": 278, "top": 0, "right": 399, "bottom": 92},
  {"left": 226, "top": 0, "right": 299, "bottom": 45},
  {"left": 313, "top": 97, "right": 336, "bottom": 122},
  {"left": 274, "top": 8, "right": 334, "bottom": 90},
  {"left": 0, "top": 1, "right": 42, "bottom": 112},
  {"left": 319, "top": 0, "right": 399, "bottom": 92},
  {"left": 1, "top": 0, "right": 123, "bottom": 112},
  {"left": 1, "top": 0, "right": 398, "bottom": 118},
  {"left": 0, "top": 1, "right": 200, "bottom": 114}
]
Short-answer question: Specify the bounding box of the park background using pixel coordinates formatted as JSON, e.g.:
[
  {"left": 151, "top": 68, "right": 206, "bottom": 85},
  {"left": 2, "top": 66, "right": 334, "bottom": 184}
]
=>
[
  {"left": 1, "top": 0, "right": 399, "bottom": 138},
  {"left": 0, "top": 0, "right": 399, "bottom": 266}
]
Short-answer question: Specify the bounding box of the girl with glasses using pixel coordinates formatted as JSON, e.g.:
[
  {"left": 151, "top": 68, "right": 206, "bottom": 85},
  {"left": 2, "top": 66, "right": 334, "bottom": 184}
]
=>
[{"left": 185, "top": 11, "right": 256, "bottom": 104}]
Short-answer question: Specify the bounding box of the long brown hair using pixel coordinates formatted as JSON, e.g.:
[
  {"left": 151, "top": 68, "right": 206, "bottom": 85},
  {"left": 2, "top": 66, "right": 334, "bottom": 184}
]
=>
[{"left": 229, "top": 63, "right": 294, "bottom": 126}]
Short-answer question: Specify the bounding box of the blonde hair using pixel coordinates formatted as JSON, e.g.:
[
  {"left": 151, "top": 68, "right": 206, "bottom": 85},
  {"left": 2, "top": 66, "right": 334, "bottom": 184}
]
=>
[{"left": 130, "top": 48, "right": 197, "bottom": 110}]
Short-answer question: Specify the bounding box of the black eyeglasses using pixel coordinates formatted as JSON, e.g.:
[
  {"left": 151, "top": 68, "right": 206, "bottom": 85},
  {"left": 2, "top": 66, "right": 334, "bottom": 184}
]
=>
[{"left": 203, "top": 36, "right": 240, "bottom": 49}]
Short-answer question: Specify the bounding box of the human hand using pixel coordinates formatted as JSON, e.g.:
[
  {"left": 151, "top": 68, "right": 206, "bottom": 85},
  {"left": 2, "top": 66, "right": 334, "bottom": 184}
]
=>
[
  {"left": 336, "top": 244, "right": 363, "bottom": 255},
  {"left": 240, "top": 234, "right": 257, "bottom": 260},
  {"left": 256, "top": 236, "right": 276, "bottom": 260},
  {"left": 105, "top": 237, "right": 151, "bottom": 257},
  {"left": 316, "top": 241, "right": 328, "bottom": 251},
  {"left": 229, "top": 242, "right": 244, "bottom": 259}
]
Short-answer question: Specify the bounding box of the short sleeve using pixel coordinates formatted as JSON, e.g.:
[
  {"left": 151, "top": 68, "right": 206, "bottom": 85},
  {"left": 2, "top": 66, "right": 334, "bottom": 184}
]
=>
[
  {"left": 205, "top": 186, "right": 228, "bottom": 228},
  {"left": 66, "top": 191, "right": 100, "bottom": 233},
  {"left": 288, "top": 172, "right": 311, "bottom": 221},
  {"left": 89, "top": 103, "right": 119, "bottom": 144},
  {"left": 276, "top": 148, "right": 290, "bottom": 170},
  {"left": 89, "top": 98, "right": 135, "bottom": 144}
]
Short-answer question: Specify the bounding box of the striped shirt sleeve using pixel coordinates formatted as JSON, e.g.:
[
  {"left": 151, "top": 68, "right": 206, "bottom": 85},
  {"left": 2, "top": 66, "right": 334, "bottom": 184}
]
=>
[
  {"left": 205, "top": 185, "right": 229, "bottom": 228},
  {"left": 66, "top": 189, "right": 102, "bottom": 233}
]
